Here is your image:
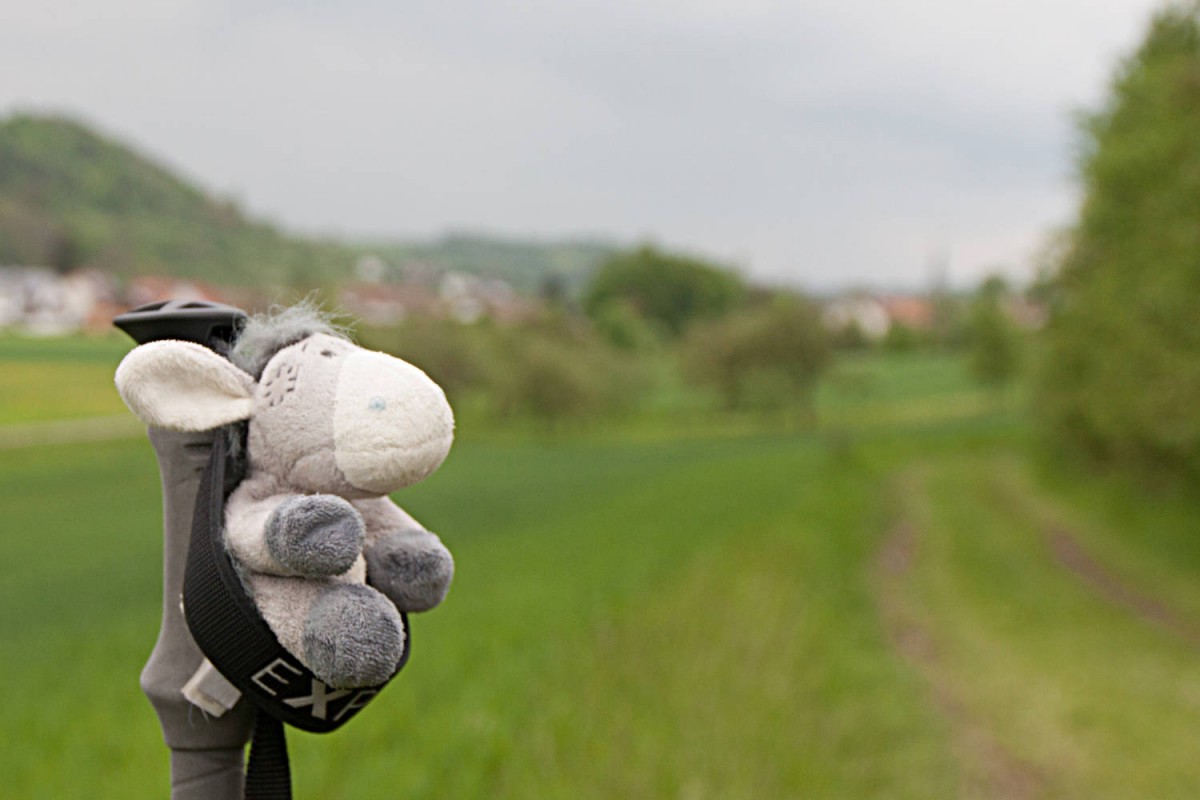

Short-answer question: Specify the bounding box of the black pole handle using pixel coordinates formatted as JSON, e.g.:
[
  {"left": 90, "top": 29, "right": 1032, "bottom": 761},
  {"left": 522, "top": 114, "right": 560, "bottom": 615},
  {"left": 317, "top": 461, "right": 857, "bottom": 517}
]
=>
[{"left": 115, "top": 299, "right": 246, "bottom": 348}]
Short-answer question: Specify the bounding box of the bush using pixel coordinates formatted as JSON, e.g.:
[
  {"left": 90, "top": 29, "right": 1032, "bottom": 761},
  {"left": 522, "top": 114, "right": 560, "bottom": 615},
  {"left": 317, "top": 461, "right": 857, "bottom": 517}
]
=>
[
  {"left": 361, "top": 313, "right": 652, "bottom": 427},
  {"left": 490, "top": 315, "right": 652, "bottom": 425}
]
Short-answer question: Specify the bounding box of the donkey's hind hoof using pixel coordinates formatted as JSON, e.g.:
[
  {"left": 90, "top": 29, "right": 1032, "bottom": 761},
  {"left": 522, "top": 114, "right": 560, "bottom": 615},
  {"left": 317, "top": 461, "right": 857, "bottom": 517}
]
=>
[{"left": 303, "top": 584, "right": 405, "bottom": 688}]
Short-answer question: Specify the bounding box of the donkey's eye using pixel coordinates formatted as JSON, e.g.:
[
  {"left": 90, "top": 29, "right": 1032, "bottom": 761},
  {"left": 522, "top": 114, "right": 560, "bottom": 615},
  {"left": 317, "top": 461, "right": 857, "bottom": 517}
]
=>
[{"left": 321, "top": 349, "right": 335, "bottom": 357}]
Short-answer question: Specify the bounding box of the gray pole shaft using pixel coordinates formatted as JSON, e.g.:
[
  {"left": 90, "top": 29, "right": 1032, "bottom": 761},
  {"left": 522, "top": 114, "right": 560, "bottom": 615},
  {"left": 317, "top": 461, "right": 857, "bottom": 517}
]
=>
[{"left": 142, "top": 427, "right": 254, "bottom": 799}]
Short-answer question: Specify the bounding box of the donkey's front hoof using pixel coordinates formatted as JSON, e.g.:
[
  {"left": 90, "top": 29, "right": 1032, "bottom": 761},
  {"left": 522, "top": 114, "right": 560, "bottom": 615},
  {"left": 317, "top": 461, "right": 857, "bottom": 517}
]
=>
[
  {"left": 303, "top": 585, "right": 405, "bottom": 688},
  {"left": 267, "top": 494, "right": 365, "bottom": 576}
]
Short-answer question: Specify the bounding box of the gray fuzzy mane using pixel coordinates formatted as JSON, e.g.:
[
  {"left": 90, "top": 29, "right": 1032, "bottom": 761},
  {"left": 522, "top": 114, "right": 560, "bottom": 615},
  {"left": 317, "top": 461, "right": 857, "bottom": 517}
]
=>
[{"left": 229, "top": 302, "right": 348, "bottom": 379}]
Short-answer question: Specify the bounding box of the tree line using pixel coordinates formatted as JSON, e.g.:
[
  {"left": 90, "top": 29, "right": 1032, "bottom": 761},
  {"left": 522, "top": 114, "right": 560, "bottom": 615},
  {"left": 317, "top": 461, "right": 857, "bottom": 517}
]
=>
[
  {"left": 1035, "top": 0, "right": 1200, "bottom": 484},
  {"left": 360, "top": 245, "right": 833, "bottom": 428}
]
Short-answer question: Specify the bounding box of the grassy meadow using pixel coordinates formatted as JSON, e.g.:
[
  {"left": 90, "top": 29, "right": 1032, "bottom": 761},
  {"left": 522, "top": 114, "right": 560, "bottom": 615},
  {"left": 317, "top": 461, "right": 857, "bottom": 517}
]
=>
[{"left": 3, "top": 337, "right": 1200, "bottom": 798}]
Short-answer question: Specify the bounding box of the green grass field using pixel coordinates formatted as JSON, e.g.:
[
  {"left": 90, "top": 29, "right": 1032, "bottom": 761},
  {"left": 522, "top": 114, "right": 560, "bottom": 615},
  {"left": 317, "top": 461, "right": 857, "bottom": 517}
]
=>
[
  {"left": 0, "top": 334, "right": 131, "bottom": 424},
  {"left": 3, "top": 341, "right": 1200, "bottom": 798}
]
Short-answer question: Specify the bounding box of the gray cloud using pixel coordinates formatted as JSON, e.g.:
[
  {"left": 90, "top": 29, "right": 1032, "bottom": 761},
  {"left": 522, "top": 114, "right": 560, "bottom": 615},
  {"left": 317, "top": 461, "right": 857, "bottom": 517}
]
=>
[{"left": 0, "top": 0, "right": 1163, "bottom": 289}]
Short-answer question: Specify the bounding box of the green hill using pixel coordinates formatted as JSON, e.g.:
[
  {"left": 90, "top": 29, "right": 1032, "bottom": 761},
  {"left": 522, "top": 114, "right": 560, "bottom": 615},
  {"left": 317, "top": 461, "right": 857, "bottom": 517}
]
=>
[
  {"left": 0, "top": 112, "right": 618, "bottom": 294},
  {"left": 0, "top": 113, "right": 353, "bottom": 285}
]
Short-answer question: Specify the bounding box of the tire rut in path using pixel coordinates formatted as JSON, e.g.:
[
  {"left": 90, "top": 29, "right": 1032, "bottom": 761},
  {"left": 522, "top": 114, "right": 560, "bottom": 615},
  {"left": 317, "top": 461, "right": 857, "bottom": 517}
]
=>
[
  {"left": 988, "top": 469, "right": 1200, "bottom": 649},
  {"left": 875, "top": 498, "right": 1043, "bottom": 800},
  {"left": 1045, "top": 525, "right": 1200, "bottom": 648}
]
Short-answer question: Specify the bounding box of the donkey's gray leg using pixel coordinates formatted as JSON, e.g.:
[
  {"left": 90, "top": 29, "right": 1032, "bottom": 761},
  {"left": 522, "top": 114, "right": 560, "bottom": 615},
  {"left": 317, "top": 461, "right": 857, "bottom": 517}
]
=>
[
  {"left": 302, "top": 584, "right": 405, "bottom": 688},
  {"left": 252, "top": 568, "right": 401, "bottom": 689},
  {"left": 364, "top": 531, "right": 454, "bottom": 612},
  {"left": 265, "top": 495, "right": 364, "bottom": 576}
]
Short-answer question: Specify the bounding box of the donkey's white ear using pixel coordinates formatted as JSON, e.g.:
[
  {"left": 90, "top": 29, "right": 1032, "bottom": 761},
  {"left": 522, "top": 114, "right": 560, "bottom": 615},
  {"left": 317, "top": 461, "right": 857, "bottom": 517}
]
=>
[{"left": 116, "top": 340, "right": 255, "bottom": 431}]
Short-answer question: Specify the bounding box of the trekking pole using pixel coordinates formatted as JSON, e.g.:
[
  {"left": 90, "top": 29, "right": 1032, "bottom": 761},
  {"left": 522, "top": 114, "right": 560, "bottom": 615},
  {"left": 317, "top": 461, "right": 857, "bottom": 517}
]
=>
[{"left": 115, "top": 300, "right": 255, "bottom": 800}]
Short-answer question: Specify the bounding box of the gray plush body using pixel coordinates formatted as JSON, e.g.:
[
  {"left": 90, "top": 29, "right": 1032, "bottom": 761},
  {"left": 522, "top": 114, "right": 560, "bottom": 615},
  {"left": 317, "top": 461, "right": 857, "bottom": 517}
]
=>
[{"left": 117, "top": 310, "right": 455, "bottom": 689}]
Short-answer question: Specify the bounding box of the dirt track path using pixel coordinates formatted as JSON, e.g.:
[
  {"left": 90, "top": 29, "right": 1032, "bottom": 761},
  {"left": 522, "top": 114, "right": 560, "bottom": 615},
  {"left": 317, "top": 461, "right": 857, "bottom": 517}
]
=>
[
  {"left": 876, "top": 463, "right": 1200, "bottom": 799},
  {"left": 874, "top": 474, "right": 1043, "bottom": 800}
]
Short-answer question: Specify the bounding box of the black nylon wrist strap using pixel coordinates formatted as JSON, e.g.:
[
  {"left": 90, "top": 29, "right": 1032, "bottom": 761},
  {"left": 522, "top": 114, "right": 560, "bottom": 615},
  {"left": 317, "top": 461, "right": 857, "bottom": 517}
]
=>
[
  {"left": 246, "top": 713, "right": 291, "bottom": 800},
  {"left": 184, "top": 433, "right": 410, "bottom": 799}
]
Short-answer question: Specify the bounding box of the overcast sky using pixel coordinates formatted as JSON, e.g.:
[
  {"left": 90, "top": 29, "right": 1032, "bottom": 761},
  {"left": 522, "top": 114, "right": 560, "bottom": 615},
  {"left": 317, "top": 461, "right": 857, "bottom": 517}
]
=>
[{"left": 0, "top": 0, "right": 1166, "bottom": 290}]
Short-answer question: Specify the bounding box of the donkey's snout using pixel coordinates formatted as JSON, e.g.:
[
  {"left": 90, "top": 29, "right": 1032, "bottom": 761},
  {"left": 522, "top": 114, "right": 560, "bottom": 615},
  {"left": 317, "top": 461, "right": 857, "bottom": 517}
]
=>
[{"left": 333, "top": 350, "right": 454, "bottom": 494}]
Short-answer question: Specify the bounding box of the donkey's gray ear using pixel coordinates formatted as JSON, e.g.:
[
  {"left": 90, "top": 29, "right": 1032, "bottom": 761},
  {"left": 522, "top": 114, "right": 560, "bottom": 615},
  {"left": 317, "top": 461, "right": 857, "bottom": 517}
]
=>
[{"left": 116, "top": 340, "right": 255, "bottom": 431}]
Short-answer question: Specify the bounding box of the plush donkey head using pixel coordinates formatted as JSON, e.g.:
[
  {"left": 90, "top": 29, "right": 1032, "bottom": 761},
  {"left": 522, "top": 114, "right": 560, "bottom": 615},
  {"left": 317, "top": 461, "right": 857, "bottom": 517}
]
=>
[{"left": 116, "top": 316, "right": 454, "bottom": 498}]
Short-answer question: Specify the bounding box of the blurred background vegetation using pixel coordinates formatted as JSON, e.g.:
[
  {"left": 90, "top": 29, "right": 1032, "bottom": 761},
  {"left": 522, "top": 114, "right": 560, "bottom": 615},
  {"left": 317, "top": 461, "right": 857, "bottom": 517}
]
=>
[
  {"left": 1034, "top": 2, "right": 1200, "bottom": 486},
  {"left": 5, "top": 3, "right": 1200, "bottom": 799}
]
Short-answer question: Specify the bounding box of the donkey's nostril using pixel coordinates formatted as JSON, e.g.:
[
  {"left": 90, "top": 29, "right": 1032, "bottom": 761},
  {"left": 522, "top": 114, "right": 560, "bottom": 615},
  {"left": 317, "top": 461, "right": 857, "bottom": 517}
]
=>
[{"left": 368, "top": 396, "right": 387, "bottom": 412}]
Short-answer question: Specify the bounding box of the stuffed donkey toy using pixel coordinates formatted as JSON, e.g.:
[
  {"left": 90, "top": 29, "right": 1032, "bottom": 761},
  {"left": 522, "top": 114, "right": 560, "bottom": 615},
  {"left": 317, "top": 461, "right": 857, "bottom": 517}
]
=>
[{"left": 116, "top": 306, "right": 455, "bottom": 689}]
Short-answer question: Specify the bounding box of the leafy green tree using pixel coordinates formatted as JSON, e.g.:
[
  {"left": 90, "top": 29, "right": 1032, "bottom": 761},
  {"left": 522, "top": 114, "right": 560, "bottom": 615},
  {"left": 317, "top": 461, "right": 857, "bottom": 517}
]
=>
[
  {"left": 830, "top": 319, "right": 870, "bottom": 351},
  {"left": 48, "top": 230, "right": 80, "bottom": 274},
  {"left": 882, "top": 323, "right": 923, "bottom": 353},
  {"left": 1036, "top": 2, "right": 1200, "bottom": 477},
  {"left": 584, "top": 245, "right": 745, "bottom": 338},
  {"left": 928, "top": 274, "right": 969, "bottom": 350},
  {"left": 967, "top": 275, "right": 1020, "bottom": 389},
  {"left": 683, "top": 294, "right": 831, "bottom": 413}
]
